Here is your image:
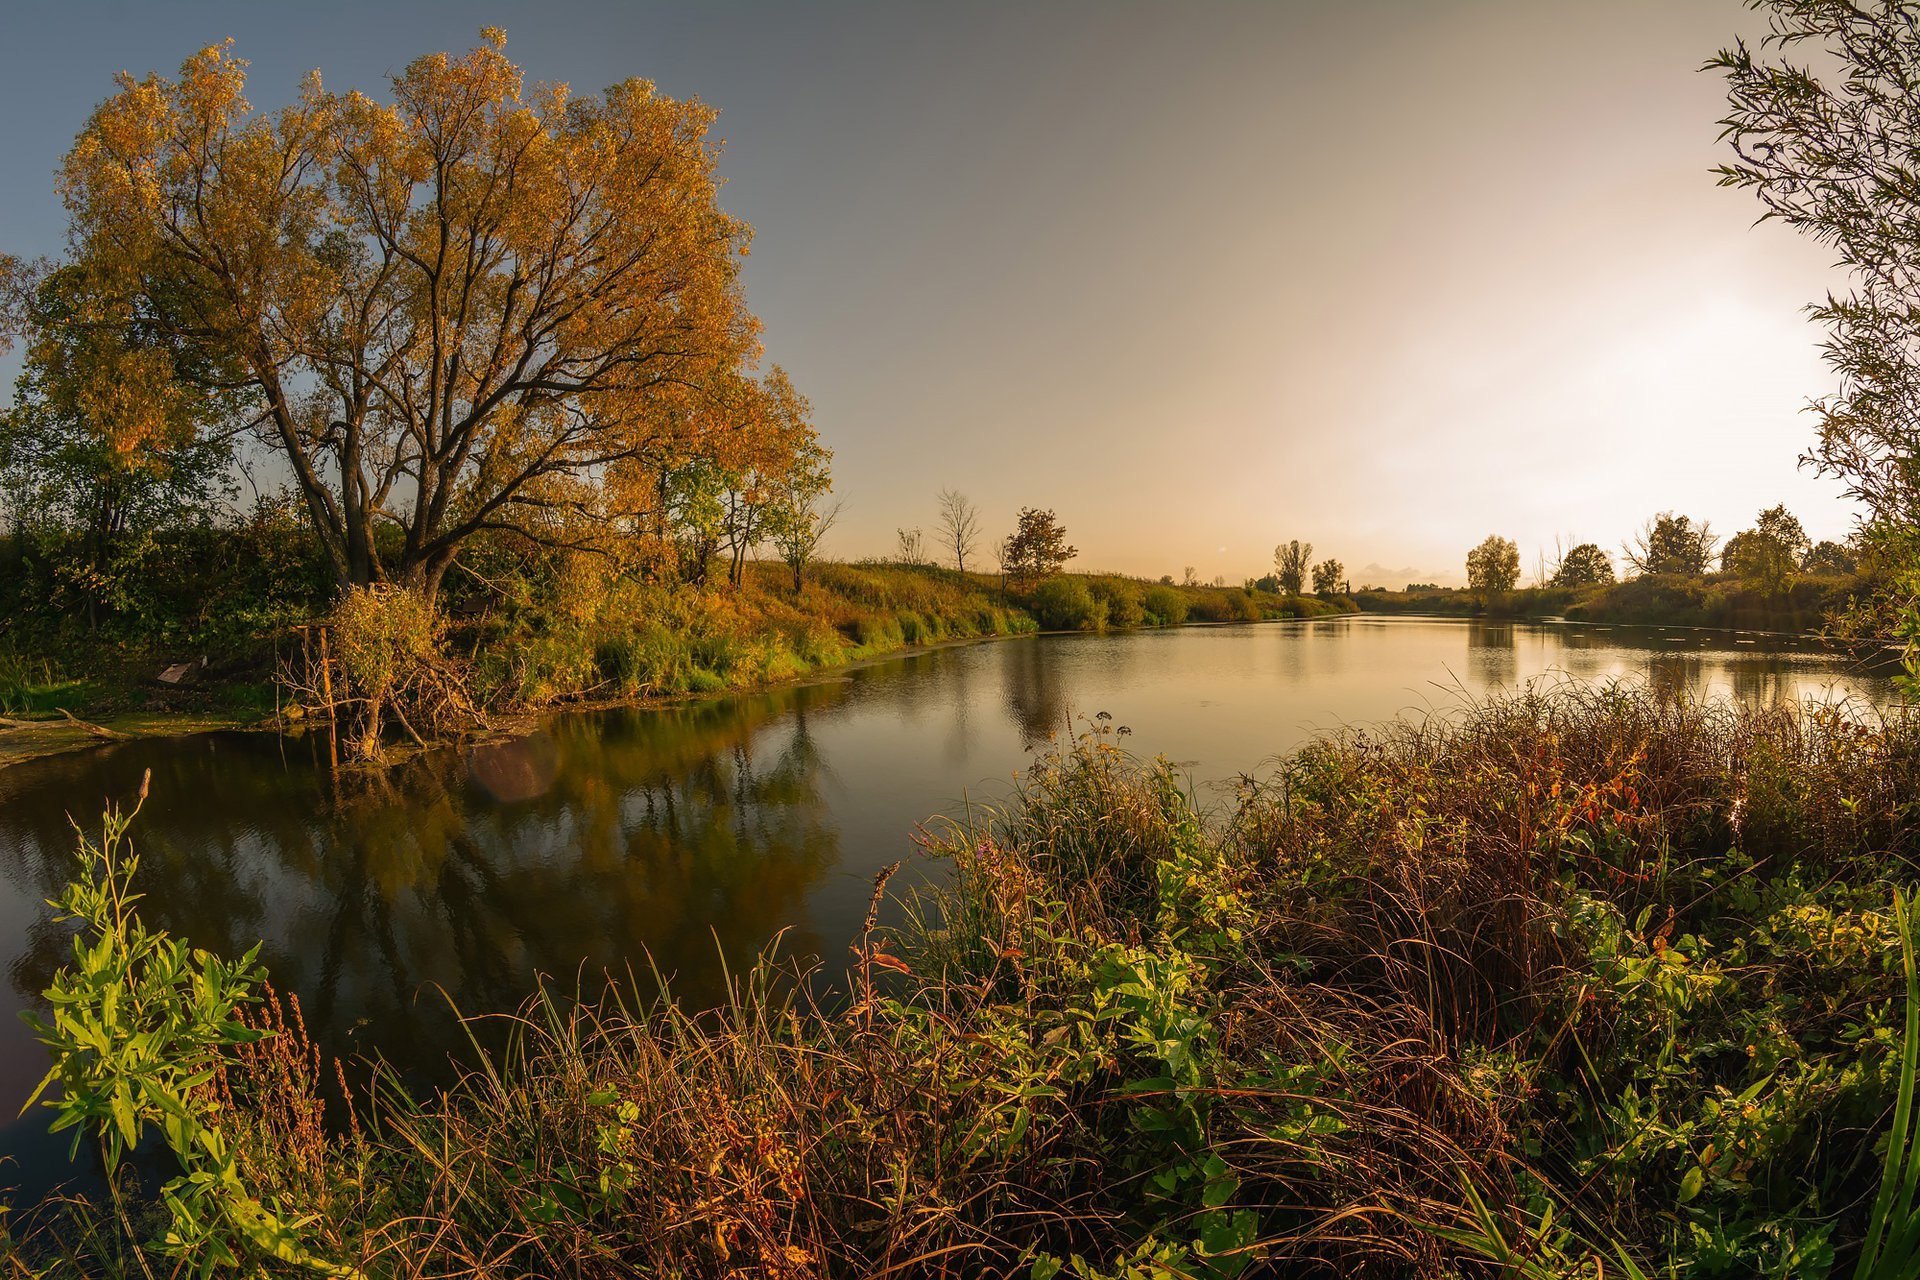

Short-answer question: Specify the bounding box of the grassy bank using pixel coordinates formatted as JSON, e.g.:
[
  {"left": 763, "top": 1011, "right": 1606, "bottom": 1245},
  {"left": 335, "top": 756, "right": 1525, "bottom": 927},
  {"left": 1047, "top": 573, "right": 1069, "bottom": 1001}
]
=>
[
  {"left": 1356, "top": 572, "right": 1866, "bottom": 634},
  {"left": 0, "top": 564, "right": 1353, "bottom": 767},
  {"left": 457, "top": 562, "right": 1350, "bottom": 708},
  {"left": 9, "top": 684, "right": 1919, "bottom": 1277}
]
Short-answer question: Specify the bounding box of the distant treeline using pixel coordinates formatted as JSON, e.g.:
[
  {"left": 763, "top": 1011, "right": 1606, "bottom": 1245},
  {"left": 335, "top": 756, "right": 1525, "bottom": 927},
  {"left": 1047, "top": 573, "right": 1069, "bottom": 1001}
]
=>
[
  {"left": 1344, "top": 506, "right": 1886, "bottom": 637},
  {"left": 1353, "top": 575, "right": 1857, "bottom": 635}
]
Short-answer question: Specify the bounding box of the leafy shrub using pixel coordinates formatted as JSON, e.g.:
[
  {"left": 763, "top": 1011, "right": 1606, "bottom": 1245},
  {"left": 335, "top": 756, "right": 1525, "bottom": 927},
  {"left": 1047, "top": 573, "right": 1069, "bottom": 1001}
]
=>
[
  {"left": 1030, "top": 577, "right": 1107, "bottom": 631},
  {"left": 1106, "top": 586, "right": 1146, "bottom": 629},
  {"left": 1143, "top": 584, "right": 1189, "bottom": 627},
  {"left": 1188, "top": 589, "right": 1260, "bottom": 623},
  {"left": 22, "top": 775, "right": 347, "bottom": 1273},
  {"left": 317, "top": 585, "right": 475, "bottom": 758}
]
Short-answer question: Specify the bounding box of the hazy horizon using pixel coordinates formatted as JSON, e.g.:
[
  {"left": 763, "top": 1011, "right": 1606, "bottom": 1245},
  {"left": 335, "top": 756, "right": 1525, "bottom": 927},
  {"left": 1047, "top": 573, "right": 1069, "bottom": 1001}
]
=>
[{"left": 0, "top": 0, "right": 1853, "bottom": 586}]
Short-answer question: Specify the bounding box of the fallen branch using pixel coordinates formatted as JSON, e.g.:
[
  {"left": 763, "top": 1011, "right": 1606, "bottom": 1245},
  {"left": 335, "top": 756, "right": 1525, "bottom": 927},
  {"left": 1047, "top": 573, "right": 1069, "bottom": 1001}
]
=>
[{"left": 56, "top": 708, "right": 132, "bottom": 741}]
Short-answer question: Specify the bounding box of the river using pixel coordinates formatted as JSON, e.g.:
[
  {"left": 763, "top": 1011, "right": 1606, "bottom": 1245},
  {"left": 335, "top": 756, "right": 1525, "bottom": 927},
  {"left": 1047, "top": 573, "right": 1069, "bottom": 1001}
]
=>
[{"left": 0, "top": 616, "right": 1899, "bottom": 1196}]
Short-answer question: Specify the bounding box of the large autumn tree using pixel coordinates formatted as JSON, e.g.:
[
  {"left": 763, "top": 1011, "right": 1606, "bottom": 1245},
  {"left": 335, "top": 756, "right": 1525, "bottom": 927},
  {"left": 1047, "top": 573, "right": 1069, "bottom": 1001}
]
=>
[{"left": 55, "top": 30, "right": 765, "bottom": 598}]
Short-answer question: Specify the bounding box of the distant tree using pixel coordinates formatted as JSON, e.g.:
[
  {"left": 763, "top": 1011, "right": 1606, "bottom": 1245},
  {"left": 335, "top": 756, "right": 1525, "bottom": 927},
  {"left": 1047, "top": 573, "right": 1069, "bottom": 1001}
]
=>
[
  {"left": 1467, "top": 535, "right": 1521, "bottom": 597},
  {"left": 1212, "top": 574, "right": 1226, "bottom": 587},
  {"left": 1252, "top": 573, "right": 1280, "bottom": 593},
  {"left": 1311, "top": 559, "right": 1344, "bottom": 595},
  {"left": 896, "top": 527, "right": 926, "bottom": 564},
  {"left": 1717, "top": 506, "right": 1809, "bottom": 593},
  {"left": 1722, "top": 527, "right": 1797, "bottom": 594},
  {"left": 936, "top": 488, "right": 981, "bottom": 574},
  {"left": 1623, "top": 513, "right": 1718, "bottom": 577},
  {"left": 1753, "top": 504, "right": 1812, "bottom": 567},
  {"left": 1003, "top": 508, "right": 1076, "bottom": 584},
  {"left": 1550, "top": 542, "right": 1615, "bottom": 588},
  {"left": 1182, "top": 566, "right": 1197, "bottom": 587},
  {"left": 1274, "top": 540, "right": 1312, "bottom": 595},
  {"left": 1159, "top": 574, "right": 1175, "bottom": 585},
  {"left": 1805, "top": 539, "right": 1857, "bottom": 575}
]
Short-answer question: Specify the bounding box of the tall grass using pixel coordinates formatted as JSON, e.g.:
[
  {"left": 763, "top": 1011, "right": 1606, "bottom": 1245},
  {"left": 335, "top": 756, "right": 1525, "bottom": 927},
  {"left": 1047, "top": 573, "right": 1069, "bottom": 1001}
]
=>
[
  {"left": 10, "top": 685, "right": 1920, "bottom": 1276},
  {"left": 0, "top": 648, "right": 88, "bottom": 716}
]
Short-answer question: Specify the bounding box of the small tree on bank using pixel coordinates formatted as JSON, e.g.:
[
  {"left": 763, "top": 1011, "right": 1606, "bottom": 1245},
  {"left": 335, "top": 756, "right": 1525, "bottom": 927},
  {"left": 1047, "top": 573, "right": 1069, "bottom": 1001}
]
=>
[
  {"left": 1623, "top": 513, "right": 1718, "bottom": 578},
  {"left": 936, "top": 488, "right": 981, "bottom": 575},
  {"left": 1467, "top": 535, "right": 1521, "bottom": 600},
  {"left": 1311, "top": 558, "right": 1344, "bottom": 595},
  {"left": 1274, "top": 540, "right": 1312, "bottom": 595},
  {"left": 764, "top": 440, "right": 838, "bottom": 592},
  {"left": 1003, "top": 508, "right": 1076, "bottom": 585},
  {"left": 895, "top": 527, "right": 926, "bottom": 565},
  {"left": 1806, "top": 540, "right": 1857, "bottom": 575},
  {"left": 1754, "top": 504, "right": 1812, "bottom": 568},
  {"left": 1722, "top": 528, "right": 1797, "bottom": 595},
  {"left": 768, "top": 496, "right": 841, "bottom": 594},
  {"left": 1550, "top": 542, "right": 1615, "bottom": 588}
]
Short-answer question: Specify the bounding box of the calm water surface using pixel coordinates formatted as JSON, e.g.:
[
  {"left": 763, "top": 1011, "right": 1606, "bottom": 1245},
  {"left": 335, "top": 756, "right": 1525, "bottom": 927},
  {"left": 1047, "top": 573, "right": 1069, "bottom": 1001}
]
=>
[{"left": 0, "top": 616, "right": 1898, "bottom": 1194}]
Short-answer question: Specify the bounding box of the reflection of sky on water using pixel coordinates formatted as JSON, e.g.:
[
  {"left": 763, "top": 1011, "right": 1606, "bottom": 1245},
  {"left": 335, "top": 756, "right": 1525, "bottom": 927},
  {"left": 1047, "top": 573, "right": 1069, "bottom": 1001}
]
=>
[{"left": 0, "top": 617, "right": 1896, "bottom": 1197}]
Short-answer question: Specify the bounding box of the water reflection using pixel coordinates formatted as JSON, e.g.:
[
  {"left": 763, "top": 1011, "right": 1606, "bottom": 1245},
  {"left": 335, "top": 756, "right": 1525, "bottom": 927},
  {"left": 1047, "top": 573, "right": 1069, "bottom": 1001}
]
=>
[
  {"left": 0, "top": 618, "right": 1897, "bottom": 1194},
  {"left": 1466, "top": 620, "right": 1517, "bottom": 687},
  {"left": 2, "top": 685, "right": 846, "bottom": 1109},
  {"left": 1006, "top": 637, "right": 1071, "bottom": 748}
]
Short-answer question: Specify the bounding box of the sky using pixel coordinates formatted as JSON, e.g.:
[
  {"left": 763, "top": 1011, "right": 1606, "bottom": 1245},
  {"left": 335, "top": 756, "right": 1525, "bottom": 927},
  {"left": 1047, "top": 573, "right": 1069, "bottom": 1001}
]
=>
[{"left": 0, "top": 0, "right": 1854, "bottom": 586}]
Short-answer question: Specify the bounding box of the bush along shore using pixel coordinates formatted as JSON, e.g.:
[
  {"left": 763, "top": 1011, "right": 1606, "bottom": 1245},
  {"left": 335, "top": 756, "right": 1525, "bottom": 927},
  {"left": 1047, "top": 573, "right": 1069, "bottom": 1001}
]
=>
[
  {"left": 7, "top": 683, "right": 1920, "bottom": 1277},
  {"left": 0, "top": 562, "right": 1354, "bottom": 767}
]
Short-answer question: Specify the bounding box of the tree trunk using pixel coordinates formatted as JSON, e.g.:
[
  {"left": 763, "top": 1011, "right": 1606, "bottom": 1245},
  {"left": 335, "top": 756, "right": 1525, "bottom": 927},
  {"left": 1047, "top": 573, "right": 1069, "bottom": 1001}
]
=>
[{"left": 401, "top": 551, "right": 454, "bottom": 605}]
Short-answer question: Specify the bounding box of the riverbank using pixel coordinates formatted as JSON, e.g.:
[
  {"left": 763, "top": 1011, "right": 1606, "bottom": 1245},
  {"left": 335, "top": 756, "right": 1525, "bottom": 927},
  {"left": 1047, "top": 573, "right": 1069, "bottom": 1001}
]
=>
[
  {"left": 0, "top": 565, "right": 1357, "bottom": 771},
  {"left": 8, "top": 684, "right": 1915, "bottom": 1276}
]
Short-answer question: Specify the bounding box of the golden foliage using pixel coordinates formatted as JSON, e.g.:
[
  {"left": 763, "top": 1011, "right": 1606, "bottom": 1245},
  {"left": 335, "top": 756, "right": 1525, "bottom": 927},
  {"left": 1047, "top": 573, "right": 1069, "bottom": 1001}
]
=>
[{"left": 57, "top": 30, "right": 772, "bottom": 592}]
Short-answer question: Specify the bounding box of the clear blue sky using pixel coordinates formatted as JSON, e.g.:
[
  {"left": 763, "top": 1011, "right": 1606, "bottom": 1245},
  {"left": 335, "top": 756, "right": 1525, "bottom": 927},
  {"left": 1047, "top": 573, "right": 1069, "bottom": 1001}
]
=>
[{"left": 0, "top": 1, "right": 1852, "bottom": 585}]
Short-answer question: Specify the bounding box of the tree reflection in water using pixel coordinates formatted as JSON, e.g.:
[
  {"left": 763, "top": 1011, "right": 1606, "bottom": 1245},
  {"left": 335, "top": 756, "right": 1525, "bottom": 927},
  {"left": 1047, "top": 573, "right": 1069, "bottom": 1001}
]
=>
[
  {"left": 1463, "top": 619, "right": 1517, "bottom": 689},
  {"left": 0, "top": 681, "right": 848, "bottom": 1091}
]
